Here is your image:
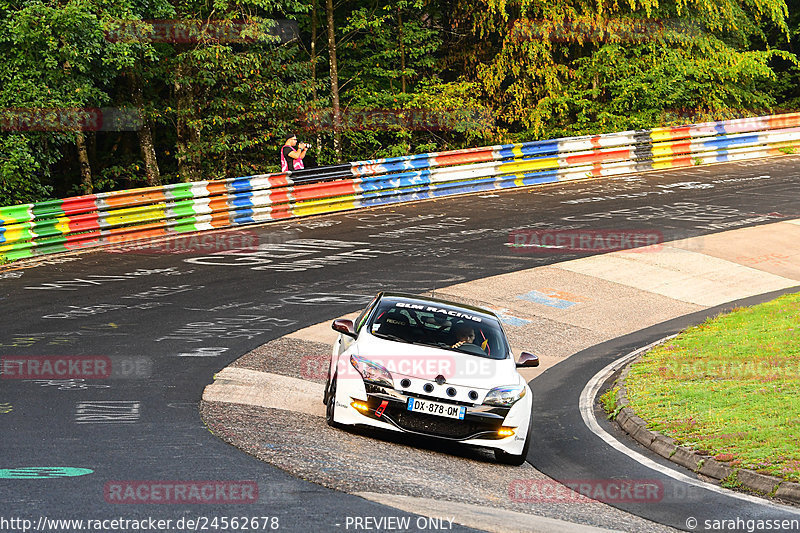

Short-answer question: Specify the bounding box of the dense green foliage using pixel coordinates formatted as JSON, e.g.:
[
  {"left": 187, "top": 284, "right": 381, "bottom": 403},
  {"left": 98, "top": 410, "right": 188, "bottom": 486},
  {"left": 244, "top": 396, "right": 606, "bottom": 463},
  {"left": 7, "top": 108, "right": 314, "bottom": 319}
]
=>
[{"left": 0, "top": 0, "right": 797, "bottom": 205}]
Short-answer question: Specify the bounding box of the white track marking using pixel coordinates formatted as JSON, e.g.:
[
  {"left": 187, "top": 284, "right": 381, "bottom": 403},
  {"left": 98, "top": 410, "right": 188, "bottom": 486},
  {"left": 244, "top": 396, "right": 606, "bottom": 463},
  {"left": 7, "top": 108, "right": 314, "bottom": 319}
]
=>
[{"left": 580, "top": 336, "right": 800, "bottom": 514}]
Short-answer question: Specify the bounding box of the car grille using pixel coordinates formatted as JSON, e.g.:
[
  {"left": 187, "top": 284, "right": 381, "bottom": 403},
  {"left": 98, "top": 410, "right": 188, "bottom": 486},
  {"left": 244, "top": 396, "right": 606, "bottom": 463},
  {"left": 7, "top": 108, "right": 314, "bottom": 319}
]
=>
[{"left": 386, "top": 406, "right": 502, "bottom": 440}]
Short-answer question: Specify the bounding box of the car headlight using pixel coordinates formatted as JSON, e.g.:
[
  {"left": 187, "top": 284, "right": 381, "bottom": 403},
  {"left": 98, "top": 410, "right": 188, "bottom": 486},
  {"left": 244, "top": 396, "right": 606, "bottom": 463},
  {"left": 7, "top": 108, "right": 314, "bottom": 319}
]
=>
[
  {"left": 350, "top": 354, "right": 394, "bottom": 388},
  {"left": 483, "top": 385, "right": 527, "bottom": 407}
]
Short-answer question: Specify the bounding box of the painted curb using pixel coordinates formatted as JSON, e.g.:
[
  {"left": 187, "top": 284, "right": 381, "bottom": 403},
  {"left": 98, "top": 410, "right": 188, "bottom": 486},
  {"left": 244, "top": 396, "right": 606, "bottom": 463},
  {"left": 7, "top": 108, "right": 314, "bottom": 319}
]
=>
[{"left": 610, "top": 347, "right": 800, "bottom": 506}]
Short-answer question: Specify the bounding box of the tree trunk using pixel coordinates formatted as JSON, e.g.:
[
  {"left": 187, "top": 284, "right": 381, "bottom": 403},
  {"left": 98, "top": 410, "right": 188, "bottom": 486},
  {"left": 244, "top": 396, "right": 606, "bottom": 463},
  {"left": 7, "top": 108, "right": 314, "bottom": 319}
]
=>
[
  {"left": 326, "top": 0, "right": 342, "bottom": 162},
  {"left": 174, "top": 61, "right": 200, "bottom": 182},
  {"left": 398, "top": 8, "right": 406, "bottom": 94},
  {"left": 311, "top": 0, "right": 322, "bottom": 162},
  {"left": 76, "top": 131, "right": 93, "bottom": 194},
  {"left": 129, "top": 73, "right": 161, "bottom": 186},
  {"left": 88, "top": 131, "right": 97, "bottom": 169},
  {"left": 138, "top": 121, "right": 160, "bottom": 186}
]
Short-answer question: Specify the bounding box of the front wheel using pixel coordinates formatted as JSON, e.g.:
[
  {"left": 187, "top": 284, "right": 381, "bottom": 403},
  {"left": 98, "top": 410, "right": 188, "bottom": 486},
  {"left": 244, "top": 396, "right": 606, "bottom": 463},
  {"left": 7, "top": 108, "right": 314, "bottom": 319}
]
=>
[
  {"left": 323, "top": 364, "right": 332, "bottom": 406},
  {"left": 325, "top": 375, "right": 340, "bottom": 428},
  {"left": 494, "top": 411, "right": 532, "bottom": 466}
]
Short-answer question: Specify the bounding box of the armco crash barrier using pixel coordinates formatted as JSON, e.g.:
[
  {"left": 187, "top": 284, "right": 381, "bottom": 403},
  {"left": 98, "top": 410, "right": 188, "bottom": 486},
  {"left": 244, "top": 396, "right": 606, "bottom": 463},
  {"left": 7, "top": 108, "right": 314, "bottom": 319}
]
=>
[{"left": 1, "top": 112, "right": 799, "bottom": 263}]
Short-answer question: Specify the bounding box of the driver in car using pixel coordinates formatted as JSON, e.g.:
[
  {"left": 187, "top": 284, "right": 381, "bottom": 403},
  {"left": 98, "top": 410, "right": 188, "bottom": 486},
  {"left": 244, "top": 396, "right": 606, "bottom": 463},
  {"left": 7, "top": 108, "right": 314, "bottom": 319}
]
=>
[{"left": 450, "top": 323, "right": 476, "bottom": 349}]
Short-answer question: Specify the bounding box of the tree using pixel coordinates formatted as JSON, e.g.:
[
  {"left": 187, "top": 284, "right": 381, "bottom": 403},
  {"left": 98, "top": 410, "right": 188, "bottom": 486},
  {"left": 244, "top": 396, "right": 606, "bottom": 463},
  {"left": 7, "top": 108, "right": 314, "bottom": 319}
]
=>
[
  {"left": 325, "top": 0, "right": 343, "bottom": 161},
  {"left": 300, "top": 0, "right": 495, "bottom": 161},
  {"left": 444, "top": 0, "right": 796, "bottom": 138},
  {"left": 161, "top": 12, "right": 314, "bottom": 179},
  {"left": 0, "top": 0, "right": 110, "bottom": 196},
  {"left": 0, "top": 0, "right": 797, "bottom": 207}
]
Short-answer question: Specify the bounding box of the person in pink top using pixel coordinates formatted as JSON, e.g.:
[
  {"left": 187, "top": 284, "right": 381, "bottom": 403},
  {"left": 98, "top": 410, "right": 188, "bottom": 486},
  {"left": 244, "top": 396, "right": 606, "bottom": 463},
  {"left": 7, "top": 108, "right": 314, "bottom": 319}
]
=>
[{"left": 280, "top": 133, "right": 308, "bottom": 172}]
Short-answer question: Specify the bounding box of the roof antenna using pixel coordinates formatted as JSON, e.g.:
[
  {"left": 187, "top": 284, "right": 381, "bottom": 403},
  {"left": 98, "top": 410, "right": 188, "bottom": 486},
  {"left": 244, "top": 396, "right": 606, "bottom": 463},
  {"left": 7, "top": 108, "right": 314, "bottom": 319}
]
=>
[{"left": 432, "top": 282, "right": 436, "bottom": 299}]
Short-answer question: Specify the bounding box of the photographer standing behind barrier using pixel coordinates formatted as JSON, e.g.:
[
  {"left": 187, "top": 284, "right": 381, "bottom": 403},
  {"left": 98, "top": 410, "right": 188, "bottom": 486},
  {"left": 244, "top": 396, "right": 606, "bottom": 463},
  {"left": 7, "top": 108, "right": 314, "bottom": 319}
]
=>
[{"left": 280, "top": 133, "right": 308, "bottom": 172}]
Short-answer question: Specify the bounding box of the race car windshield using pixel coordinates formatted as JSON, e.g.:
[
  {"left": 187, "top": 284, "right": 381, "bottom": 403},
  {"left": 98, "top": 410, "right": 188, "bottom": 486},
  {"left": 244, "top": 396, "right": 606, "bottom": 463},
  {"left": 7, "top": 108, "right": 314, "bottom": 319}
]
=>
[{"left": 368, "top": 299, "right": 509, "bottom": 360}]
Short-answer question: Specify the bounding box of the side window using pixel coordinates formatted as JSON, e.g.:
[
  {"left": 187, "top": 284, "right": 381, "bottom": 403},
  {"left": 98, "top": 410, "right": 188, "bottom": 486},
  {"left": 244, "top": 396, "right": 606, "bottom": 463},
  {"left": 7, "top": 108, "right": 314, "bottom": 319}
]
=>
[{"left": 354, "top": 296, "right": 380, "bottom": 333}]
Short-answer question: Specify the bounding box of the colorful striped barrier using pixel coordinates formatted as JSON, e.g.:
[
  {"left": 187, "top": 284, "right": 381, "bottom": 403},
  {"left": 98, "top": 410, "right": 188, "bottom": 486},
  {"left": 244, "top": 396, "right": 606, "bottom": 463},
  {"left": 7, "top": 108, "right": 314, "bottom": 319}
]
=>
[{"left": 2, "top": 112, "right": 799, "bottom": 263}]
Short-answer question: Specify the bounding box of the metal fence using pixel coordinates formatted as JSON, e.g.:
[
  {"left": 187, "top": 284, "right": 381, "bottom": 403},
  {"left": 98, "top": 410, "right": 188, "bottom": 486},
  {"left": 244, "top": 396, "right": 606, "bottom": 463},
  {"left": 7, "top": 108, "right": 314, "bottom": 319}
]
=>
[{"left": 1, "top": 112, "right": 798, "bottom": 263}]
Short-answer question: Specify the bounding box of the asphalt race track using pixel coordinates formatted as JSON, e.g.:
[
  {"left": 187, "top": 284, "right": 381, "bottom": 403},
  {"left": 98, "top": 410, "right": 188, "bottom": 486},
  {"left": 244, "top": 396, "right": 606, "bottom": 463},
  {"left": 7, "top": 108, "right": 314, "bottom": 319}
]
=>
[
  {"left": 1, "top": 155, "right": 800, "bottom": 532},
  {"left": 531, "top": 290, "right": 800, "bottom": 532}
]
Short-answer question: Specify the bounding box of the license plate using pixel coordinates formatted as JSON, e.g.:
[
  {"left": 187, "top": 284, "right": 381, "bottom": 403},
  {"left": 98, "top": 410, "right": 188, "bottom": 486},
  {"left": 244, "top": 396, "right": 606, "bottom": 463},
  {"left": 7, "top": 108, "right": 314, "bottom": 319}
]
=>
[{"left": 407, "top": 397, "right": 466, "bottom": 420}]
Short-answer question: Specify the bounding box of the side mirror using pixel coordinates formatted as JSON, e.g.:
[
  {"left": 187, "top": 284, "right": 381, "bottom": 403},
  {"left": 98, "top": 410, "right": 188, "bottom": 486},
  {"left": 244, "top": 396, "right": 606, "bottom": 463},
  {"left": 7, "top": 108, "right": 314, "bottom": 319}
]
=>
[
  {"left": 332, "top": 318, "right": 357, "bottom": 338},
  {"left": 516, "top": 351, "right": 539, "bottom": 368}
]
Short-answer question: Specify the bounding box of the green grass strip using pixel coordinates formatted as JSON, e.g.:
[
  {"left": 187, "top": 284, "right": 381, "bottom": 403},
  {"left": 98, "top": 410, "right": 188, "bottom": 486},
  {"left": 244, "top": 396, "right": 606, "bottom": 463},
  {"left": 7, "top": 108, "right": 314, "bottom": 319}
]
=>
[{"left": 626, "top": 291, "right": 800, "bottom": 482}]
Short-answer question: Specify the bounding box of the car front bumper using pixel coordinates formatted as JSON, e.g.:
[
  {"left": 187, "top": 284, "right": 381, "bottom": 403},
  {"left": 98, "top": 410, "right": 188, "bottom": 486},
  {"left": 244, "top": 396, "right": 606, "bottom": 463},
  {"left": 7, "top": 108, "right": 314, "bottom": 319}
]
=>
[{"left": 331, "top": 376, "right": 532, "bottom": 455}]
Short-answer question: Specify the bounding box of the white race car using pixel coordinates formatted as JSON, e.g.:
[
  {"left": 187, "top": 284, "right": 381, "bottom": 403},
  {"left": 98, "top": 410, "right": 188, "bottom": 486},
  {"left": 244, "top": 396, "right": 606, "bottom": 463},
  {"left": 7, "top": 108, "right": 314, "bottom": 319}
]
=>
[{"left": 324, "top": 292, "right": 539, "bottom": 465}]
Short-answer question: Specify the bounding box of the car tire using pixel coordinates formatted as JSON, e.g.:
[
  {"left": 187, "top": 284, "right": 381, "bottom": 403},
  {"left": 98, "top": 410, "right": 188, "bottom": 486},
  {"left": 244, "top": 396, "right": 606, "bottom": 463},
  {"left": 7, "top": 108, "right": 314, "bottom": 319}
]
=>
[
  {"left": 325, "top": 374, "right": 341, "bottom": 428},
  {"left": 323, "top": 364, "right": 332, "bottom": 406},
  {"left": 494, "top": 411, "right": 532, "bottom": 466}
]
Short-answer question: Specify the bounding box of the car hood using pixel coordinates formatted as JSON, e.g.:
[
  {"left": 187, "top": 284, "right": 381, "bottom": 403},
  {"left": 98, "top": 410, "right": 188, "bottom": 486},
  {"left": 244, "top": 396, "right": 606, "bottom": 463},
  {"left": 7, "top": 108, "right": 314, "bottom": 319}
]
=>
[{"left": 353, "top": 333, "right": 521, "bottom": 388}]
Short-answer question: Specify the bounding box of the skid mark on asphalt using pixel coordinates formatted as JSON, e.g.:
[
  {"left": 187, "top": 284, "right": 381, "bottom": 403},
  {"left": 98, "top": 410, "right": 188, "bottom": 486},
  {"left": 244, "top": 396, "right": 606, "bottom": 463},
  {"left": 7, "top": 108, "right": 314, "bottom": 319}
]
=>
[
  {"left": 200, "top": 334, "right": 678, "bottom": 533},
  {"left": 199, "top": 217, "right": 800, "bottom": 533},
  {"left": 200, "top": 401, "right": 677, "bottom": 533}
]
